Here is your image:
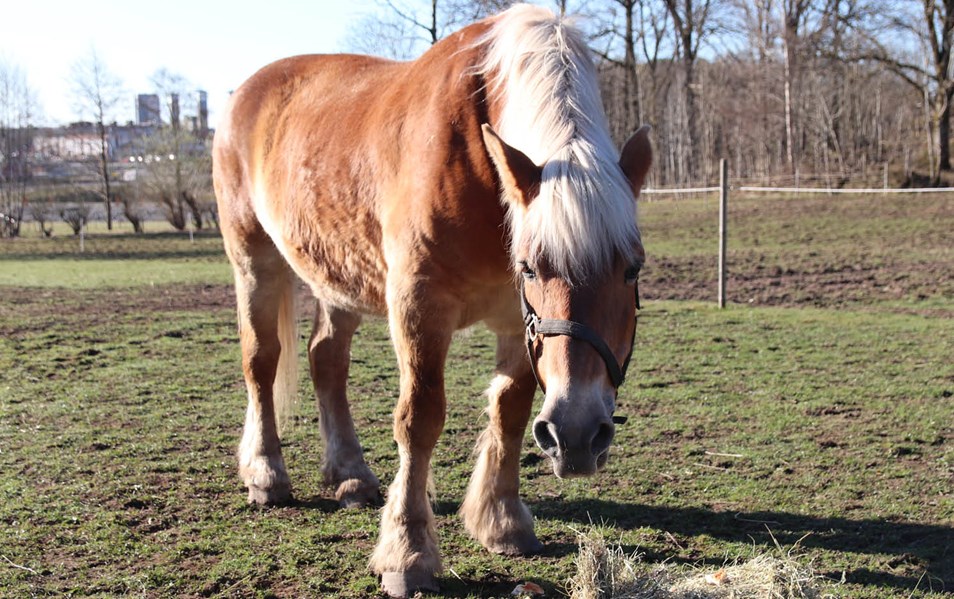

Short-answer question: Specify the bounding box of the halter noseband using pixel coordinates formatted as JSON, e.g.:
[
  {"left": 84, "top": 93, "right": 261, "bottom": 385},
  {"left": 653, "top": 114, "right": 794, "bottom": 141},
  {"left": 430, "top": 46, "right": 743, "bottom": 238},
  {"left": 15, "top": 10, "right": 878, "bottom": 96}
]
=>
[{"left": 519, "top": 278, "right": 640, "bottom": 399}]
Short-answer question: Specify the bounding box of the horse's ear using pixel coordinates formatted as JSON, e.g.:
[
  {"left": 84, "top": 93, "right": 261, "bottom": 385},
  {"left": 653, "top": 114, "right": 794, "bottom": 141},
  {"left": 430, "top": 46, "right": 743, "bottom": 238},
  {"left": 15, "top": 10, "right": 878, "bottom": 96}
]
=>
[
  {"left": 481, "top": 124, "right": 542, "bottom": 209},
  {"left": 619, "top": 125, "right": 653, "bottom": 195}
]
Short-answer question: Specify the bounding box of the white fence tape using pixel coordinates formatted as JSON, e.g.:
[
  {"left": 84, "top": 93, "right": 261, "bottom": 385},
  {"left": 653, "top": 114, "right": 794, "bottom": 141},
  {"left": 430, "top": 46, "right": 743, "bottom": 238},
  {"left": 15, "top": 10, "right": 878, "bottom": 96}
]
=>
[
  {"left": 641, "top": 187, "right": 720, "bottom": 195},
  {"left": 642, "top": 186, "right": 954, "bottom": 195},
  {"left": 737, "top": 186, "right": 954, "bottom": 194}
]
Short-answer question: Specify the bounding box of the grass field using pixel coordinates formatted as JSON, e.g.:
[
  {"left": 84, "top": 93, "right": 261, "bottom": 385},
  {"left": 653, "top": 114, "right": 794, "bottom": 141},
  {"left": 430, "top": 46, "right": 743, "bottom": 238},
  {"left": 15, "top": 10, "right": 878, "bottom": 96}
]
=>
[{"left": 1, "top": 192, "right": 951, "bottom": 598}]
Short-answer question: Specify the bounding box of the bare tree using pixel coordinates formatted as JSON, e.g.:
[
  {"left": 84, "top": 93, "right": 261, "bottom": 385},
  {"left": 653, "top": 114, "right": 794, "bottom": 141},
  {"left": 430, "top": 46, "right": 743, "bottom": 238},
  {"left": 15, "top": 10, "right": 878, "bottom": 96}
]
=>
[
  {"left": 846, "top": 0, "right": 954, "bottom": 177},
  {"left": 444, "top": 0, "right": 520, "bottom": 27},
  {"left": 143, "top": 70, "right": 212, "bottom": 230},
  {"left": 28, "top": 193, "right": 55, "bottom": 237},
  {"left": 0, "top": 60, "right": 37, "bottom": 238},
  {"left": 590, "top": 0, "right": 645, "bottom": 133},
  {"left": 636, "top": 1, "right": 674, "bottom": 144},
  {"left": 781, "top": 0, "right": 814, "bottom": 173},
  {"left": 60, "top": 199, "right": 91, "bottom": 236},
  {"left": 662, "top": 0, "right": 726, "bottom": 181},
  {"left": 730, "top": 0, "right": 780, "bottom": 176},
  {"left": 344, "top": 13, "right": 426, "bottom": 59},
  {"left": 346, "top": 0, "right": 518, "bottom": 59},
  {"left": 384, "top": 0, "right": 440, "bottom": 44},
  {"left": 111, "top": 183, "right": 147, "bottom": 234},
  {"left": 70, "top": 48, "right": 124, "bottom": 230},
  {"left": 133, "top": 70, "right": 214, "bottom": 231}
]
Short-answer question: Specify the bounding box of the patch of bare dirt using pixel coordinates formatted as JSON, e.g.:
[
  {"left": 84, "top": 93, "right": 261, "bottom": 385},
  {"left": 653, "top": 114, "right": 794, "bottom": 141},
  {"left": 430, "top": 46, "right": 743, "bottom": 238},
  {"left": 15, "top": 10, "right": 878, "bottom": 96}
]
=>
[
  {"left": 0, "top": 284, "right": 236, "bottom": 339},
  {"left": 642, "top": 255, "right": 953, "bottom": 315},
  {"left": 3, "top": 283, "right": 233, "bottom": 316},
  {"left": 640, "top": 192, "right": 954, "bottom": 315},
  {"left": 0, "top": 282, "right": 329, "bottom": 341}
]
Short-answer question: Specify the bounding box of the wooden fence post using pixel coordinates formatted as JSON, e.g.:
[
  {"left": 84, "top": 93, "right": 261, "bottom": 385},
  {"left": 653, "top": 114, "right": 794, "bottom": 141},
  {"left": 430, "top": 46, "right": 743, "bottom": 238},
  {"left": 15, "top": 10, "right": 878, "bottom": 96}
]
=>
[{"left": 718, "top": 159, "right": 728, "bottom": 308}]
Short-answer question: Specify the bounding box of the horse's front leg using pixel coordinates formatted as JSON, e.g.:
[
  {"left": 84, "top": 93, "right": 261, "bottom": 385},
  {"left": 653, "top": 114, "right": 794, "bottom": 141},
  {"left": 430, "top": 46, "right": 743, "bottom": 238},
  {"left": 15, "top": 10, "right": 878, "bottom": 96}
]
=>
[
  {"left": 460, "top": 332, "right": 542, "bottom": 554},
  {"left": 370, "top": 283, "right": 457, "bottom": 598}
]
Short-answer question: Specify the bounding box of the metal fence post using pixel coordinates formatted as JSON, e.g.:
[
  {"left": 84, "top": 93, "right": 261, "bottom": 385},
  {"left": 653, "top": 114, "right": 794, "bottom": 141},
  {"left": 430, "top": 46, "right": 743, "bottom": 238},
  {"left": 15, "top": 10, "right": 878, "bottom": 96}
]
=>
[{"left": 718, "top": 159, "right": 728, "bottom": 308}]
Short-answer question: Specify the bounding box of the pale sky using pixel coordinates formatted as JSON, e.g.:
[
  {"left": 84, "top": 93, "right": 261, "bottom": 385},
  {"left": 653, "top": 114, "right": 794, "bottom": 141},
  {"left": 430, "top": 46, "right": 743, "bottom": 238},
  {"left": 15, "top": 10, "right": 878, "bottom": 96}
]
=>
[{"left": 1, "top": 0, "right": 378, "bottom": 128}]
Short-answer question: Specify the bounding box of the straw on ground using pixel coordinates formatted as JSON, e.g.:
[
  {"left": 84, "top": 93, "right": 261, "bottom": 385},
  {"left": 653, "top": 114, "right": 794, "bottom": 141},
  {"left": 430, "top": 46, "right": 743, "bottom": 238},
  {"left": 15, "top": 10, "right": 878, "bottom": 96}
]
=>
[{"left": 568, "top": 527, "right": 835, "bottom": 599}]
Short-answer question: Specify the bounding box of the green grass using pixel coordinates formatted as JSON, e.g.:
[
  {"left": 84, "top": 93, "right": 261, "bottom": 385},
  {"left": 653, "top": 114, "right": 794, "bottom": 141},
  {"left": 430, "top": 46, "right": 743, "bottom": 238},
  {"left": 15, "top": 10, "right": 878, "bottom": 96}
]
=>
[
  {"left": 0, "top": 194, "right": 951, "bottom": 597},
  {"left": 0, "top": 258, "right": 232, "bottom": 288},
  {"left": 0, "top": 229, "right": 231, "bottom": 288}
]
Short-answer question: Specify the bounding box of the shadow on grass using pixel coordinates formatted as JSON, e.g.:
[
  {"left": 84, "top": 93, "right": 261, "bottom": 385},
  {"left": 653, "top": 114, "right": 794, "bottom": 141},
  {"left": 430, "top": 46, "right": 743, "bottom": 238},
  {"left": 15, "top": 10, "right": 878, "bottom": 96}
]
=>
[
  {"left": 437, "top": 577, "right": 555, "bottom": 599},
  {"left": 529, "top": 498, "right": 952, "bottom": 594},
  {"left": 291, "top": 496, "right": 341, "bottom": 512}
]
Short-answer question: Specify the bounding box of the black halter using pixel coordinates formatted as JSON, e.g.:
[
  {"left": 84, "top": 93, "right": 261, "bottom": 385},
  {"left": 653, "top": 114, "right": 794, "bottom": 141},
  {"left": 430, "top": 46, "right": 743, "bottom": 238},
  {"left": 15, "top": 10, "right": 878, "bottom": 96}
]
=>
[{"left": 519, "top": 278, "right": 640, "bottom": 398}]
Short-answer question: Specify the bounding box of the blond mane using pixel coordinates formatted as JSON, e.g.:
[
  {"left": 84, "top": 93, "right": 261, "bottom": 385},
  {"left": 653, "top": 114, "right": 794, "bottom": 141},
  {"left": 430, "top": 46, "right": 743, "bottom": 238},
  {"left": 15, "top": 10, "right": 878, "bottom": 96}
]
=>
[{"left": 478, "top": 4, "right": 642, "bottom": 280}]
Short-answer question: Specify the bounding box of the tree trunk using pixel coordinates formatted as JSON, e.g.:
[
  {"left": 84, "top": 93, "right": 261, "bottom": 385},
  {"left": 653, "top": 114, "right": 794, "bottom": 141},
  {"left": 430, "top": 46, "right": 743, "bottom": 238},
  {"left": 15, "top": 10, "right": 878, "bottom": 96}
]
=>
[
  {"left": 924, "top": 88, "right": 937, "bottom": 181},
  {"left": 98, "top": 120, "right": 113, "bottom": 230},
  {"left": 623, "top": 0, "right": 642, "bottom": 130},
  {"left": 182, "top": 191, "right": 203, "bottom": 230},
  {"left": 783, "top": 34, "right": 796, "bottom": 174},
  {"left": 938, "top": 92, "right": 952, "bottom": 172},
  {"left": 683, "top": 55, "right": 698, "bottom": 179},
  {"left": 782, "top": 0, "right": 809, "bottom": 176},
  {"left": 663, "top": 0, "right": 704, "bottom": 180}
]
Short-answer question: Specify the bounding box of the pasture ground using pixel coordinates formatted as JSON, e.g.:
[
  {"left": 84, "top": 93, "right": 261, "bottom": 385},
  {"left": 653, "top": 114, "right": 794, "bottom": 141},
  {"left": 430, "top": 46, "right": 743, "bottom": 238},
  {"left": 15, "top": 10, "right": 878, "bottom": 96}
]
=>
[{"left": 0, "top": 192, "right": 951, "bottom": 598}]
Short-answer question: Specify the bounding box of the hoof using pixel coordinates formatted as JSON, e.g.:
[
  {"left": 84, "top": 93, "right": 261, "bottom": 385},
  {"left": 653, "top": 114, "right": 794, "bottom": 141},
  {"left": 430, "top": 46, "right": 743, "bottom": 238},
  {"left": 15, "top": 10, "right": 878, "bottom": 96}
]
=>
[
  {"left": 335, "top": 478, "right": 383, "bottom": 509},
  {"left": 381, "top": 570, "right": 439, "bottom": 598},
  {"left": 488, "top": 532, "right": 543, "bottom": 556},
  {"left": 246, "top": 484, "right": 292, "bottom": 506}
]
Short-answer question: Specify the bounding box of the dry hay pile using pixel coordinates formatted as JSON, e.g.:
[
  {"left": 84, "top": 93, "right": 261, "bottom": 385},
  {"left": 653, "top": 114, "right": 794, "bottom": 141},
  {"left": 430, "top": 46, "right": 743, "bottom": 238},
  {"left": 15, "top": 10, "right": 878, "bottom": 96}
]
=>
[{"left": 567, "top": 529, "right": 834, "bottom": 599}]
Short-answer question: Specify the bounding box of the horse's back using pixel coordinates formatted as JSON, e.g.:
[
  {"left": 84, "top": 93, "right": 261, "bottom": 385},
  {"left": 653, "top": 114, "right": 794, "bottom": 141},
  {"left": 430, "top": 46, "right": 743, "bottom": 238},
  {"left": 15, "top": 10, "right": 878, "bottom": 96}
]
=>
[{"left": 217, "top": 53, "right": 397, "bottom": 161}]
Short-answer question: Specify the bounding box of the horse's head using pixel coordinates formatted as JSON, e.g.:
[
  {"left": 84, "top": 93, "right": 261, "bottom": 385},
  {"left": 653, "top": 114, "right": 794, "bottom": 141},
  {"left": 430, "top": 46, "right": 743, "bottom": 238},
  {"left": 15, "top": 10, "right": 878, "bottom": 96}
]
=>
[{"left": 483, "top": 124, "right": 653, "bottom": 478}]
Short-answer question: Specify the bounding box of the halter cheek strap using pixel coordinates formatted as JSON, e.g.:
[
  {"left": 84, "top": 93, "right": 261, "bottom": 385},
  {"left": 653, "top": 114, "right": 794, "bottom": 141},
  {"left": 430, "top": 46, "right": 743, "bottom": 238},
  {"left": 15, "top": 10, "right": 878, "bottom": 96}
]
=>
[{"left": 519, "top": 279, "right": 639, "bottom": 396}]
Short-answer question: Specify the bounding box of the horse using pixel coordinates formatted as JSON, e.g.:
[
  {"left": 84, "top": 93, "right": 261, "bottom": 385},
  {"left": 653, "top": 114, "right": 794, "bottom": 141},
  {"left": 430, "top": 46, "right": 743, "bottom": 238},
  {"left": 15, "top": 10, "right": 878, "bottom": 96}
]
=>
[{"left": 212, "top": 4, "right": 652, "bottom": 597}]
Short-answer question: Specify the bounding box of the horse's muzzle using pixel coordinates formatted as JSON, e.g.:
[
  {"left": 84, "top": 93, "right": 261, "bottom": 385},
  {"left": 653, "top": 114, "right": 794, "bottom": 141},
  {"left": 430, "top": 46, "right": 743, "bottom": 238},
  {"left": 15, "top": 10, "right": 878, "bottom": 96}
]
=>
[{"left": 532, "top": 416, "right": 615, "bottom": 478}]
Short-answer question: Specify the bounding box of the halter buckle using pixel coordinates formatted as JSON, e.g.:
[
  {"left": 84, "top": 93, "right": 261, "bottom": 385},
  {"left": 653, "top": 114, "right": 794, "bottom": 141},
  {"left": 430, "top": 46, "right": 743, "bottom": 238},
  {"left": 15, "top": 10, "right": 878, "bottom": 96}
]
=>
[{"left": 525, "top": 313, "right": 540, "bottom": 343}]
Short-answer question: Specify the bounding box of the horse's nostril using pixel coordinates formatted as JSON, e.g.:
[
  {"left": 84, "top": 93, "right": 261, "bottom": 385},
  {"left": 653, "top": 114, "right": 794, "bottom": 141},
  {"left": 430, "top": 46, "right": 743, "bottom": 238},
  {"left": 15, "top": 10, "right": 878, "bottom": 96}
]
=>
[
  {"left": 533, "top": 420, "right": 559, "bottom": 454},
  {"left": 590, "top": 421, "right": 614, "bottom": 456}
]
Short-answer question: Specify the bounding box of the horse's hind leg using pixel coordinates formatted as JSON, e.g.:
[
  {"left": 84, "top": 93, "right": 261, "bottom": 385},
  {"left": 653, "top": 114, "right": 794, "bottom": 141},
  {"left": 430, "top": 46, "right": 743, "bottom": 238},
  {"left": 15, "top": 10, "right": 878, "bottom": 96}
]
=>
[
  {"left": 308, "top": 301, "right": 381, "bottom": 508},
  {"left": 460, "top": 332, "right": 542, "bottom": 555},
  {"left": 228, "top": 235, "right": 297, "bottom": 505}
]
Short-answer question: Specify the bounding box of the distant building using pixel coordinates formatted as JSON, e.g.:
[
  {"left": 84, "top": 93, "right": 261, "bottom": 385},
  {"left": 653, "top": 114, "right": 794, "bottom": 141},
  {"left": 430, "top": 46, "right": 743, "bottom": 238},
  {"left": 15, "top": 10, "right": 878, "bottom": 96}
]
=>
[
  {"left": 32, "top": 122, "right": 151, "bottom": 162},
  {"left": 14, "top": 89, "right": 212, "bottom": 184},
  {"left": 137, "top": 94, "right": 161, "bottom": 125},
  {"left": 33, "top": 124, "right": 102, "bottom": 160},
  {"left": 110, "top": 123, "right": 159, "bottom": 161}
]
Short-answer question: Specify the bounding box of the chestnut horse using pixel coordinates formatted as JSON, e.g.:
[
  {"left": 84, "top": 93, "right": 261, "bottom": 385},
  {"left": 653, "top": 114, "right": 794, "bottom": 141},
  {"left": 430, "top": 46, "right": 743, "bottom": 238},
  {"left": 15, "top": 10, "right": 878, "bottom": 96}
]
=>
[{"left": 213, "top": 4, "right": 652, "bottom": 597}]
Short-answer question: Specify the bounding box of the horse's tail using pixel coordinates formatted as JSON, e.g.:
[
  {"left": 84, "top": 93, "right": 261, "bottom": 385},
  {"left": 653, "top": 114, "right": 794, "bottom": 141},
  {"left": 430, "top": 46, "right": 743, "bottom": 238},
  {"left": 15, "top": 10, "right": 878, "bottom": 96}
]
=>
[{"left": 274, "top": 276, "right": 299, "bottom": 437}]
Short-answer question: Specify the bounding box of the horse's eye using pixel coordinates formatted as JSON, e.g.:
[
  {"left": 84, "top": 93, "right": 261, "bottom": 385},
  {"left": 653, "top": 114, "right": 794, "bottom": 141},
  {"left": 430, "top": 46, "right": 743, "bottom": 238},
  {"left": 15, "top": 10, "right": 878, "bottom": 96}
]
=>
[
  {"left": 624, "top": 264, "right": 641, "bottom": 284},
  {"left": 519, "top": 261, "right": 536, "bottom": 280}
]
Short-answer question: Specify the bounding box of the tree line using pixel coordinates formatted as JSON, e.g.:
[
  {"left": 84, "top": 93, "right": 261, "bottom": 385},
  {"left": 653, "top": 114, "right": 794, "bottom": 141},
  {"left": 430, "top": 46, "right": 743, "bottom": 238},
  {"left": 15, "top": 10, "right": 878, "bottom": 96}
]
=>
[
  {"left": 0, "top": 51, "right": 213, "bottom": 238},
  {"left": 348, "top": 0, "right": 954, "bottom": 187}
]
